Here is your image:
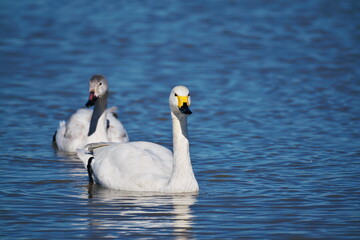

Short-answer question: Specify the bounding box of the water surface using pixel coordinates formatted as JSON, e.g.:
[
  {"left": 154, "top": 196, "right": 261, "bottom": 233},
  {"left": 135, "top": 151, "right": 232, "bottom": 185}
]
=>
[{"left": 1, "top": 0, "right": 360, "bottom": 239}]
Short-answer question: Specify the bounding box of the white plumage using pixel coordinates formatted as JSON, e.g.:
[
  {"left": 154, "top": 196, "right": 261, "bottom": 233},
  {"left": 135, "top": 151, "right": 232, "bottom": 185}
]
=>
[
  {"left": 77, "top": 86, "right": 199, "bottom": 193},
  {"left": 53, "top": 75, "right": 129, "bottom": 153}
]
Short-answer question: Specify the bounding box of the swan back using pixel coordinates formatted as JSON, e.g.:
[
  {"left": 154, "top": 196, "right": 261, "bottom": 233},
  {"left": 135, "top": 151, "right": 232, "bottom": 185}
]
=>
[{"left": 79, "top": 142, "right": 173, "bottom": 191}]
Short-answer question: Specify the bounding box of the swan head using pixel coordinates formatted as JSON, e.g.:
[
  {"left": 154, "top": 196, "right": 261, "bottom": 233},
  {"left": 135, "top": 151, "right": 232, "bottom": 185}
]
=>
[
  {"left": 169, "top": 86, "right": 192, "bottom": 117},
  {"left": 86, "top": 75, "right": 108, "bottom": 107}
]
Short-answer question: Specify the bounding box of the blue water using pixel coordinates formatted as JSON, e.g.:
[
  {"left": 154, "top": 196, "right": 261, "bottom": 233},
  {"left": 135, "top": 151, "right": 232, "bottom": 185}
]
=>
[{"left": 1, "top": 0, "right": 360, "bottom": 239}]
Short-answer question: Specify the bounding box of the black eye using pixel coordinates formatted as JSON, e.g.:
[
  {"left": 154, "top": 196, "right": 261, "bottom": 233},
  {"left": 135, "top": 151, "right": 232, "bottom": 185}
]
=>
[
  {"left": 188, "top": 93, "right": 190, "bottom": 96},
  {"left": 99, "top": 82, "right": 102, "bottom": 86},
  {"left": 174, "top": 93, "right": 177, "bottom": 97}
]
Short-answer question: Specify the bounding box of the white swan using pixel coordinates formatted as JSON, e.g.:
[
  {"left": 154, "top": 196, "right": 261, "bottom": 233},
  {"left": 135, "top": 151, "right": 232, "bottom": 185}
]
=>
[
  {"left": 77, "top": 86, "right": 199, "bottom": 193},
  {"left": 53, "top": 75, "right": 129, "bottom": 153}
]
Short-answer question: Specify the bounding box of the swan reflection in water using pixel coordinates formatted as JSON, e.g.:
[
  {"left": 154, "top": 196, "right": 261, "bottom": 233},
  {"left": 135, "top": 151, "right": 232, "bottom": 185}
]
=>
[{"left": 82, "top": 184, "right": 197, "bottom": 239}]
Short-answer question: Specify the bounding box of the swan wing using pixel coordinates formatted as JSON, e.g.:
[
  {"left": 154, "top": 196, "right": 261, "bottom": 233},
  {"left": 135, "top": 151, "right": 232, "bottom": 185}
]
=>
[
  {"left": 55, "top": 108, "right": 92, "bottom": 152},
  {"left": 106, "top": 107, "right": 129, "bottom": 143},
  {"left": 55, "top": 107, "right": 128, "bottom": 152},
  {"left": 90, "top": 141, "right": 173, "bottom": 191}
]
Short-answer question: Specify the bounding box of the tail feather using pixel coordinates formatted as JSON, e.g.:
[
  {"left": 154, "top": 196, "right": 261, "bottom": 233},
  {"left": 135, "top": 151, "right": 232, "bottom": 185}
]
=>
[
  {"left": 76, "top": 147, "right": 96, "bottom": 184},
  {"left": 76, "top": 147, "right": 93, "bottom": 169},
  {"left": 87, "top": 157, "right": 94, "bottom": 184},
  {"left": 52, "top": 131, "right": 58, "bottom": 150},
  {"left": 76, "top": 142, "right": 114, "bottom": 183}
]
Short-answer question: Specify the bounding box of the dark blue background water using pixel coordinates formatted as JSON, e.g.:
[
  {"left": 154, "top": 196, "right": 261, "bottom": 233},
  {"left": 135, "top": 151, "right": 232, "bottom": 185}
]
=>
[{"left": 1, "top": 0, "right": 359, "bottom": 239}]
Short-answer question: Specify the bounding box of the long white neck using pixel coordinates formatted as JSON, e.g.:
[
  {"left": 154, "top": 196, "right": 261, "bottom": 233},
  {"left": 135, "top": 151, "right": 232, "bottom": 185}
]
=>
[
  {"left": 166, "top": 112, "right": 198, "bottom": 193},
  {"left": 86, "top": 92, "right": 109, "bottom": 144}
]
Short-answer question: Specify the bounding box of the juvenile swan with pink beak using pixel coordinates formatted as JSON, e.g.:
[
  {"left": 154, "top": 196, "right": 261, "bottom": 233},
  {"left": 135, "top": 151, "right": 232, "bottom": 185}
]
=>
[{"left": 53, "top": 75, "right": 129, "bottom": 153}]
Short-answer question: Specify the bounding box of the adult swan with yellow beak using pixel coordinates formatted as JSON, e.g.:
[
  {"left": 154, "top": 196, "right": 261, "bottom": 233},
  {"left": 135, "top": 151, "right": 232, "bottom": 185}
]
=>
[{"left": 77, "top": 86, "right": 199, "bottom": 193}]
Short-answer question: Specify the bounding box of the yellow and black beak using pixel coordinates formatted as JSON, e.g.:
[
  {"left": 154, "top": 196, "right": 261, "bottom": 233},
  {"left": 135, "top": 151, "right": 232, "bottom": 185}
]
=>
[{"left": 177, "top": 95, "right": 192, "bottom": 115}]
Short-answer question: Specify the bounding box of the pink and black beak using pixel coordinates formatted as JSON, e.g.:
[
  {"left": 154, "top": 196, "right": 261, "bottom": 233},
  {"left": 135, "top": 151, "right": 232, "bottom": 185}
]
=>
[{"left": 85, "top": 91, "right": 97, "bottom": 107}]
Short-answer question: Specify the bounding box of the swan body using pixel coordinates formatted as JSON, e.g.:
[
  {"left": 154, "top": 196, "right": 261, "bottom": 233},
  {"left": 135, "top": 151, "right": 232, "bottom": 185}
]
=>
[
  {"left": 53, "top": 75, "right": 129, "bottom": 153},
  {"left": 77, "top": 86, "right": 199, "bottom": 193}
]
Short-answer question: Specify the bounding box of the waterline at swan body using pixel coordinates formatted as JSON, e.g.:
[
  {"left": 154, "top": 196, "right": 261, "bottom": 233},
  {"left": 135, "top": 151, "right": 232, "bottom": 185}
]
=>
[
  {"left": 77, "top": 86, "right": 199, "bottom": 193},
  {"left": 53, "top": 75, "right": 129, "bottom": 153}
]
